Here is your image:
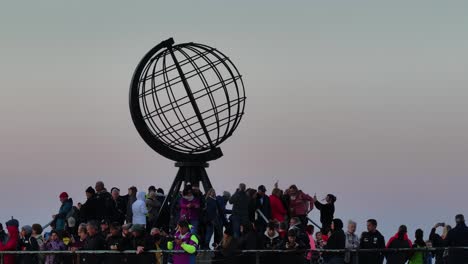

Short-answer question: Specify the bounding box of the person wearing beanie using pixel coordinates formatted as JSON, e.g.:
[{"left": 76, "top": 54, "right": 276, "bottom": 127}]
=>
[
  {"left": 445, "top": 214, "right": 468, "bottom": 263},
  {"left": 53, "top": 191, "right": 73, "bottom": 231},
  {"left": 78, "top": 186, "right": 99, "bottom": 223},
  {"left": 386, "top": 225, "right": 412, "bottom": 264},
  {"left": 323, "top": 218, "right": 346, "bottom": 264},
  {"left": 0, "top": 218, "right": 20, "bottom": 264},
  {"left": 18, "top": 225, "right": 39, "bottom": 264}
]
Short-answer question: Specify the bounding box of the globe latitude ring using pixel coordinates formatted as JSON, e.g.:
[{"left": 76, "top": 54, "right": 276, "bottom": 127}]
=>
[{"left": 129, "top": 38, "right": 246, "bottom": 162}]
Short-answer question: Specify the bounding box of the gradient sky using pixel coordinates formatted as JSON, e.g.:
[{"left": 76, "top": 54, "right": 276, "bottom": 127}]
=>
[{"left": 1, "top": 1, "right": 467, "bottom": 239}]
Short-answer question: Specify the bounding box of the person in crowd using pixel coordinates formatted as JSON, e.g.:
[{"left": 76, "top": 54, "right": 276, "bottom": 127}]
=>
[
  {"left": 315, "top": 231, "right": 324, "bottom": 249},
  {"left": 156, "top": 188, "right": 166, "bottom": 205},
  {"left": 247, "top": 189, "right": 258, "bottom": 225},
  {"left": 213, "top": 227, "right": 240, "bottom": 264},
  {"left": 270, "top": 187, "right": 287, "bottom": 223},
  {"left": 66, "top": 217, "right": 78, "bottom": 238},
  {"left": 204, "top": 188, "right": 222, "bottom": 249},
  {"left": 429, "top": 222, "right": 451, "bottom": 264},
  {"left": 78, "top": 186, "right": 98, "bottom": 224},
  {"left": 150, "top": 228, "right": 167, "bottom": 264},
  {"left": 285, "top": 185, "right": 314, "bottom": 228},
  {"left": 445, "top": 214, "right": 468, "bottom": 264},
  {"left": 305, "top": 225, "right": 319, "bottom": 263},
  {"left": 278, "top": 222, "right": 288, "bottom": 239},
  {"left": 43, "top": 230, "right": 66, "bottom": 264},
  {"left": 53, "top": 192, "right": 73, "bottom": 232},
  {"left": 282, "top": 229, "right": 307, "bottom": 264},
  {"left": 18, "top": 225, "right": 39, "bottom": 264},
  {"left": 345, "top": 220, "right": 359, "bottom": 264},
  {"left": 146, "top": 189, "right": 162, "bottom": 230},
  {"left": 359, "top": 219, "right": 386, "bottom": 264},
  {"left": 127, "top": 223, "right": 155, "bottom": 264},
  {"left": 323, "top": 218, "right": 346, "bottom": 264},
  {"left": 0, "top": 224, "right": 6, "bottom": 244},
  {"left": 261, "top": 222, "right": 284, "bottom": 263},
  {"left": 94, "top": 181, "right": 113, "bottom": 222},
  {"left": 191, "top": 183, "right": 206, "bottom": 239},
  {"left": 255, "top": 185, "right": 272, "bottom": 234},
  {"left": 132, "top": 191, "right": 148, "bottom": 226},
  {"left": 239, "top": 223, "right": 261, "bottom": 264},
  {"left": 314, "top": 193, "right": 336, "bottom": 233},
  {"left": 70, "top": 223, "right": 88, "bottom": 250},
  {"left": 100, "top": 220, "right": 110, "bottom": 239},
  {"left": 179, "top": 188, "right": 201, "bottom": 233},
  {"left": 215, "top": 191, "right": 231, "bottom": 243},
  {"left": 167, "top": 220, "right": 199, "bottom": 264},
  {"left": 229, "top": 183, "right": 250, "bottom": 238},
  {"left": 125, "top": 186, "right": 138, "bottom": 224},
  {"left": 289, "top": 217, "right": 311, "bottom": 248},
  {"left": 110, "top": 187, "right": 127, "bottom": 225},
  {"left": 408, "top": 228, "right": 427, "bottom": 264},
  {"left": 78, "top": 221, "right": 106, "bottom": 264},
  {"left": 385, "top": 225, "right": 412, "bottom": 264},
  {"left": 0, "top": 219, "right": 20, "bottom": 264},
  {"left": 104, "top": 222, "right": 124, "bottom": 264}
]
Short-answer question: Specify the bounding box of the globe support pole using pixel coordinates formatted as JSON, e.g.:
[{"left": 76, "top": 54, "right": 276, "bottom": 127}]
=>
[{"left": 156, "top": 162, "right": 213, "bottom": 230}]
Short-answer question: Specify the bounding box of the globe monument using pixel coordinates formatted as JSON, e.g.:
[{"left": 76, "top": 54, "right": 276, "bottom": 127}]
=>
[{"left": 129, "top": 38, "right": 246, "bottom": 227}]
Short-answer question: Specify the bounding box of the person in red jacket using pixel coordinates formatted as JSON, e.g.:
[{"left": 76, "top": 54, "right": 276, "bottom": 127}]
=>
[
  {"left": 0, "top": 219, "right": 20, "bottom": 264},
  {"left": 270, "top": 188, "right": 287, "bottom": 223},
  {"left": 285, "top": 185, "right": 314, "bottom": 228}
]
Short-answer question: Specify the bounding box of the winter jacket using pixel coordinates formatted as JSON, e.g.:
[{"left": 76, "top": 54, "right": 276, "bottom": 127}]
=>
[
  {"left": 79, "top": 233, "right": 106, "bottom": 264},
  {"left": 269, "top": 194, "right": 287, "bottom": 223},
  {"left": 104, "top": 234, "right": 124, "bottom": 264},
  {"left": 179, "top": 196, "right": 201, "bottom": 222},
  {"left": 261, "top": 230, "right": 284, "bottom": 263},
  {"left": 288, "top": 191, "right": 313, "bottom": 217},
  {"left": 95, "top": 191, "right": 113, "bottom": 221},
  {"left": 282, "top": 239, "right": 307, "bottom": 264},
  {"left": 18, "top": 234, "right": 39, "bottom": 264},
  {"left": 314, "top": 200, "right": 334, "bottom": 230},
  {"left": 0, "top": 225, "right": 19, "bottom": 264},
  {"left": 125, "top": 194, "right": 137, "bottom": 223},
  {"left": 445, "top": 222, "right": 468, "bottom": 264},
  {"left": 385, "top": 233, "right": 412, "bottom": 264},
  {"left": 229, "top": 190, "right": 250, "bottom": 224},
  {"left": 167, "top": 231, "right": 198, "bottom": 264},
  {"left": 205, "top": 196, "right": 220, "bottom": 223},
  {"left": 132, "top": 192, "right": 148, "bottom": 225},
  {"left": 146, "top": 197, "right": 162, "bottom": 223},
  {"left": 55, "top": 198, "right": 73, "bottom": 231},
  {"left": 42, "top": 240, "right": 66, "bottom": 264},
  {"left": 256, "top": 194, "right": 272, "bottom": 222},
  {"left": 80, "top": 195, "right": 99, "bottom": 223},
  {"left": 359, "top": 230, "right": 386, "bottom": 264},
  {"left": 324, "top": 229, "right": 346, "bottom": 261},
  {"left": 110, "top": 196, "right": 127, "bottom": 225}
]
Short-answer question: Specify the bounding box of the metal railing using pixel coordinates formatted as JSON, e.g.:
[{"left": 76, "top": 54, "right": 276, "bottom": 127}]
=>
[{"left": 1, "top": 247, "right": 468, "bottom": 264}]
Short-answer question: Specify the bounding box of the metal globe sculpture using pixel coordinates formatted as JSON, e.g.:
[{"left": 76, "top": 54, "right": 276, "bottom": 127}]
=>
[
  {"left": 129, "top": 38, "right": 246, "bottom": 162},
  {"left": 129, "top": 38, "right": 246, "bottom": 228}
]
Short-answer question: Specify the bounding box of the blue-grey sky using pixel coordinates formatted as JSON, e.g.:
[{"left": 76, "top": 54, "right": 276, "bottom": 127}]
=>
[{"left": 1, "top": 1, "right": 467, "bottom": 239}]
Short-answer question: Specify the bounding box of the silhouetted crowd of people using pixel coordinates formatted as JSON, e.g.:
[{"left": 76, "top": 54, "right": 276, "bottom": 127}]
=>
[{"left": 0, "top": 180, "right": 467, "bottom": 264}]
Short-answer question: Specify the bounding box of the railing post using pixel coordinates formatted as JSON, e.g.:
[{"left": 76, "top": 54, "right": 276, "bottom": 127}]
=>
[
  {"left": 255, "top": 251, "right": 260, "bottom": 264},
  {"left": 0, "top": 254, "right": 3, "bottom": 264},
  {"left": 354, "top": 249, "right": 359, "bottom": 264}
]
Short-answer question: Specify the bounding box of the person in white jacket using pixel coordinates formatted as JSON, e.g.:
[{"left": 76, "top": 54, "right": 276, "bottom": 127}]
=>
[{"left": 132, "top": 191, "right": 148, "bottom": 226}]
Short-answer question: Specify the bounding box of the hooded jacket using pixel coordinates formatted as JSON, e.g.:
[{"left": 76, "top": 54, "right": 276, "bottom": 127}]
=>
[
  {"left": 0, "top": 225, "right": 19, "bottom": 264},
  {"left": 385, "top": 232, "right": 412, "bottom": 264},
  {"left": 132, "top": 192, "right": 148, "bottom": 225},
  {"left": 324, "top": 219, "right": 346, "bottom": 261},
  {"left": 445, "top": 222, "right": 468, "bottom": 264}
]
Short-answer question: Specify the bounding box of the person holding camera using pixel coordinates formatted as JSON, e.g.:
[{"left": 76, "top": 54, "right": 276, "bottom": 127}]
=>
[{"left": 167, "top": 220, "right": 199, "bottom": 264}]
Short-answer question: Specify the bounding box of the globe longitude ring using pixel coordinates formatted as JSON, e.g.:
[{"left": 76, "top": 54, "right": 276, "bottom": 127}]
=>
[{"left": 129, "top": 38, "right": 246, "bottom": 162}]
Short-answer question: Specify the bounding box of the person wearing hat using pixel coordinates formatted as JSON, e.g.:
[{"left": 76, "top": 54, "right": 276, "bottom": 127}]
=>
[
  {"left": 52, "top": 192, "right": 73, "bottom": 231},
  {"left": 0, "top": 219, "right": 20, "bottom": 264},
  {"left": 18, "top": 225, "right": 40, "bottom": 264},
  {"left": 168, "top": 220, "right": 199, "bottom": 264},
  {"left": 78, "top": 187, "right": 98, "bottom": 224},
  {"left": 446, "top": 214, "right": 468, "bottom": 263},
  {"left": 126, "top": 224, "right": 154, "bottom": 264},
  {"left": 255, "top": 185, "right": 272, "bottom": 234}
]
